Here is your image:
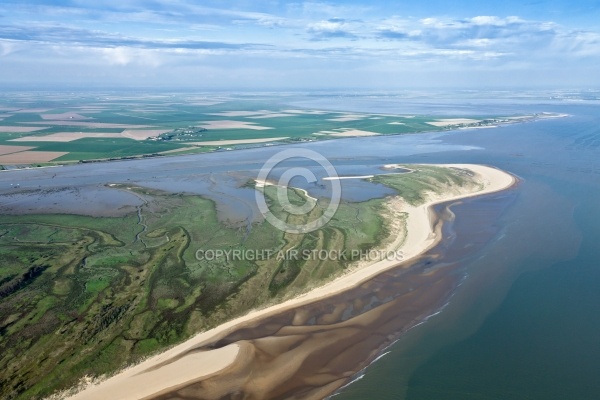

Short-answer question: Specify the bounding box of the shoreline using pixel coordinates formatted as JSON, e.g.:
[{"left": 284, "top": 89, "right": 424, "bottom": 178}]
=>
[
  {"left": 2, "top": 112, "right": 567, "bottom": 170},
  {"left": 66, "top": 164, "right": 517, "bottom": 400}
]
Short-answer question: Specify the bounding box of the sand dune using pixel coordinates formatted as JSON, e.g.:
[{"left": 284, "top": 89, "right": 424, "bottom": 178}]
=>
[{"left": 68, "top": 164, "right": 515, "bottom": 400}]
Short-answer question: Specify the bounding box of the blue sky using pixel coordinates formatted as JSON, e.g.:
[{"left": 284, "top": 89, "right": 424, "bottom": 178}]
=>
[{"left": 1, "top": 0, "right": 599, "bottom": 89}]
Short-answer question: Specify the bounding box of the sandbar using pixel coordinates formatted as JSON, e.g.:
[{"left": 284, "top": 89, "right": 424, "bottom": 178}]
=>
[{"left": 68, "top": 164, "right": 515, "bottom": 400}]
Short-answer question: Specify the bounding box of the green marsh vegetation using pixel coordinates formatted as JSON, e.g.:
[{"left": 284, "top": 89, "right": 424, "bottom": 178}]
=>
[{"left": 0, "top": 166, "right": 479, "bottom": 398}]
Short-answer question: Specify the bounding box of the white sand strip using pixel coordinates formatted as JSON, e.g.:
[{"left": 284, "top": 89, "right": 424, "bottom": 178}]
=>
[
  {"left": 68, "top": 164, "right": 515, "bottom": 400},
  {"left": 68, "top": 344, "right": 240, "bottom": 400}
]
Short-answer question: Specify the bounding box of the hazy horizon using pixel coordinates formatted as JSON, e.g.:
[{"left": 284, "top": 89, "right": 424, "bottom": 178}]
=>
[{"left": 1, "top": 0, "right": 600, "bottom": 89}]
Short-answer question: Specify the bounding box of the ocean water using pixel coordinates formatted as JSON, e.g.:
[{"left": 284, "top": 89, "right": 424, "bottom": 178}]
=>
[
  {"left": 2, "top": 94, "right": 599, "bottom": 399},
  {"left": 332, "top": 101, "right": 600, "bottom": 399}
]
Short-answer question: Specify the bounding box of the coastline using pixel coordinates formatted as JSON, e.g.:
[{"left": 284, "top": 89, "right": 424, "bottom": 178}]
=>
[
  {"left": 2, "top": 112, "right": 567, "bottom": 170},
  {"left": 66, "top": 164, "right": 516, "bottom": 400}
]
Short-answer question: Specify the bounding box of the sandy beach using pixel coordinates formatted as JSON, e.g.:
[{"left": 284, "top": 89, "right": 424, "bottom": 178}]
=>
[{"left": 68, "top": 164, "right": 515, "bottom": 400}]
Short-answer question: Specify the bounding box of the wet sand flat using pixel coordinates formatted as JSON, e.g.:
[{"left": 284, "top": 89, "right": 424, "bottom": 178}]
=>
[{"left": 69, "top": 165, "right": 515, "bottom": 400}]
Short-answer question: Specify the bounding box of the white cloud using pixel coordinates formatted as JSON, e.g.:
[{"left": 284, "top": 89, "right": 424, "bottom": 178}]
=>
[
  {"left": 551, "top": 30, "right": 600, "bottom": 56},
  {"left": 306, "top": 19, "right": 360, "bottom": 40},
  {"left": 469, "top": 16, "right": 524, "bottom": 26},
  {"left": 99, "top": 47, "right": 163, "bottom": 67},
  {"left": 1, "top": 1, "right": 600, "bottom": 88}
]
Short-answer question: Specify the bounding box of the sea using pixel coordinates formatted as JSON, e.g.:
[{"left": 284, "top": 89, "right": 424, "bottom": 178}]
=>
[
  {"left": 2, "top": 91, "right": 599, "bottom": 399},
  {"left": 312, "top": 94, "right": 600, "bottom": 400}
]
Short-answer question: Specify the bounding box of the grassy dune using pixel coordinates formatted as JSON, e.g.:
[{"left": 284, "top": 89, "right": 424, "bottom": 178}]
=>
[{"left": 0, "top": 166, "right": 477, "bottom": 399}]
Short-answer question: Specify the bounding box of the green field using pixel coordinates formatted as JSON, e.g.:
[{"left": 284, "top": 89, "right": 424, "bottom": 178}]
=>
[
  {"left": 0, "top": 166, "right": 479, "bottom": 399},
  {"left": 0, "top": 93, "right": 515, "bottom": 167}
]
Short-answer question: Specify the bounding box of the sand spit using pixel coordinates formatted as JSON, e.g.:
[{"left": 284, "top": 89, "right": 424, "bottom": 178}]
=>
[{"left": 68, "top": 164, "right": 515, "bottom": 400}]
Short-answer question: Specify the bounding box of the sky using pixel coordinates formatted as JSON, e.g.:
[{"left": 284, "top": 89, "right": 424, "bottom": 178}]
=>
[{"left": 1, "top": 0, "right": 600, "bottom": 89}]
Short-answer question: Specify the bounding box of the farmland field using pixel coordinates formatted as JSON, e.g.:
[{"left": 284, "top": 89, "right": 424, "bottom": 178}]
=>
[{"left": 0, "top": 92, "right": 527, "bottom": 167}]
